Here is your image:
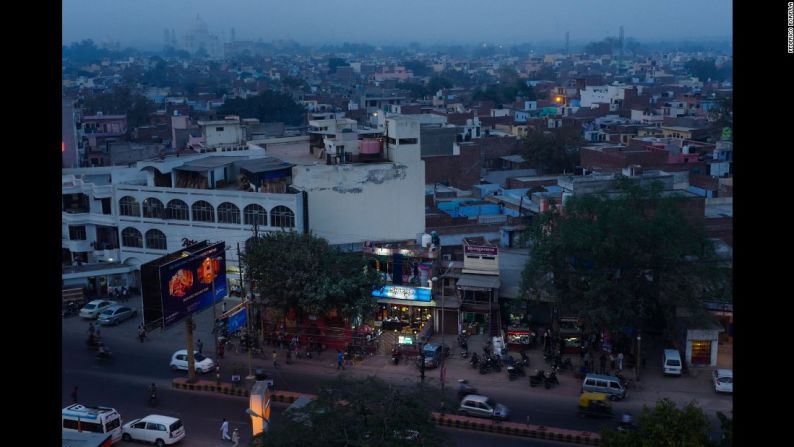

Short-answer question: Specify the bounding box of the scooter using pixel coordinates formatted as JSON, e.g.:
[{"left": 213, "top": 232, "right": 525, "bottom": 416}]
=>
[
  {"left": 469, "top": 352, "right": 480, "bottom": 369},
  {"left": 529, "top": 369, "right": 545, "bottom": 387},
  {"left": 391, "top": 347, "right": 402, "bottom": 365},
  {"left": 460, "top": 346, "right": 469, "bottom": 359},
  {"left": 507, "top": 362, "right": 526, "bottom": 381},
  {"left": 544, "top": 367, "right": 560, "bottom": 389}
]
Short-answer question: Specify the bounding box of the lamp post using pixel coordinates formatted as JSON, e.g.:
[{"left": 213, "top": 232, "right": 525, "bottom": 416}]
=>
[
  {"left": 635, "top": 335, "right": 642, "bottom": 381},
  {"left": 238, "top": 242, "right": 254, "bottom": 380}
]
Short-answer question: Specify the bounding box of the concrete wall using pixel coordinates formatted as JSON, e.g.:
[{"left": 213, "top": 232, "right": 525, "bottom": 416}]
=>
[{"left": 205, "top": 123, "right": 244, "bottom": 147}]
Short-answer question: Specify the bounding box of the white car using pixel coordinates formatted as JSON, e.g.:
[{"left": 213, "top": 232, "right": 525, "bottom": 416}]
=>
[
  {"left": 713, "top": 368, "right": 733, "bottom": 393},
  {"left": 79, "top": 300, "right": 116, "bottom": 319},
  {"left": 169, "top": 350, "right": 215, "bottom": 373},
  {"left": 122, "top": 414, "right": 185, "bottom": 446}
]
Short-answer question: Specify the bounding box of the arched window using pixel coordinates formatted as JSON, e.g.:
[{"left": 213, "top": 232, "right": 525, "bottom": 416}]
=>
[
  {"left": 192, "top": 200, "right": 215, "bottom": 222},
  {"left": 271, "top": 206, "right": 295, "bottom": 228},
  {"left": 145, "top": 229, "right": 167, "bottom": 250},
  {"left": 119, "top": 196, "right": 140, "bottom": 217},
  {"left": 217, "top": 202, "right": 241, "bottom": 224},
  {"left": 244, "top": 204, "right": 267, "bottom": 226},
  {"left": 165, "top": 199, "right": 189, "bottom": 221},
  {"left": 142, "top": 198, "right": 165, "bottom": 219},
  {"left": 121, "top": 227, "right": 143, "bottom": 248}
]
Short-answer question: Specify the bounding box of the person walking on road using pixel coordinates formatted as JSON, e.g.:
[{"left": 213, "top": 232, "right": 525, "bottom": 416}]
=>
[
  {"left": 137, "top": 324, "right": 146, "bottom": 343},
  {"left": 220, "top": 418, "right": 230, "bottom": 441},
  {"left": 197, "top": 339, "right": 203, "bottom": 355},
  {"left": 222, "top": 301, "right": 227, "bottom": 314},
  {"left": 70, "top": 386, "right": 79, "bottom": 403},
  {"left": 609, "top": 352, "right": 616, "bottom": 374},
  {"left": 617, "top": 352, "right": 624, "bottom": 372},
  {"left": 599, "top": 352, "right": 607, "bottom": 374},
  {"left": 337, "top": 350, "right": 345, "bottom": 370},
  {"left": 231, "top": 427, "right": 240, "bottom": 446},
  {"left": 272, "top": 350, "right": 279, "bottom": 369}
]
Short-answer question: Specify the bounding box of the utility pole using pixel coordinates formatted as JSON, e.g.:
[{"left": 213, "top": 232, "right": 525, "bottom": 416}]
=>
[
  {"left": 239, "top": 242, "right": 254, "bottom": 379},
  {"left": 186, "top": 315, "right": 197, "bottom": 382}
]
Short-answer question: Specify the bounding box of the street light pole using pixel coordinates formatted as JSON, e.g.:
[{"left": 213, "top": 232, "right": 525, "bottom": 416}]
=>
[
  {"left": 238, "top": 242, "right": 254, "bottom": 380},
  {"left": 636, "top": 335, "right": 642, "bottom": 381}
]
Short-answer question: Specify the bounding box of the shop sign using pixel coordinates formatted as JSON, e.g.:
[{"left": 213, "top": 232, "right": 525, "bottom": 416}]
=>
[
  {"left": 372, "top": 285, "right": 432, "bottom": 302},
  {"left": 398, "top": 335, "right": 414, "bottom": 344},
  {"left": 464, "top": 245, "right": 498, "bottom": 256}
]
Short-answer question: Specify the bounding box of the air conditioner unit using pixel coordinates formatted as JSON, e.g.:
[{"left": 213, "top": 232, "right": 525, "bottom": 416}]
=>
[{"left": 442, "top": 254, "right": 452, "bottom": 261}]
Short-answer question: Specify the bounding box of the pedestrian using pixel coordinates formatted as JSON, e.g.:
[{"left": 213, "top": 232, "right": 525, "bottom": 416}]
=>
[
  {"left": 138, "top": 325, "right": 146, "bottom": 343},
  {"left": 617, "top": 352, "right": 624, "bottom": 372},
  {"left": 218, "top": 340, "right": 225, "bottom": 359},
  {"left": 231, "top": 427, "right": 240, "bottom": 446},
  {"left": 220, "top": 418, "right": 230, "bottom": 441},
  {"left": 599, "top": 352, "right": 607, "bottom": 375},
  {"left": 583, "top": 351, "right": 591, "bottom": 371},
  {"left": 272, "top": 350, "right": 279, "bottom": 369},
  {"left": 197, "top": 339, "right": 203, "bottom": 355},
  {"left": 286, "top": 348, "right": 292, "bottom": 365},
  {"left": 70, "top": 386, "right": 79, "bottom": 403},
  {"left": 122, "top": 287, "right": 130, "bottom": 302},
  {"left": 337, "top": 350, "right": 344, "bottom": 370},
  {"left": 609, "top": 352, "right": 616, "bottom": 373},
  {"left": 222, "top": 301, "right": 227, "bottom": 314},
  {"left": 95, "top": 326, "right": 101, "bottom": 340}
]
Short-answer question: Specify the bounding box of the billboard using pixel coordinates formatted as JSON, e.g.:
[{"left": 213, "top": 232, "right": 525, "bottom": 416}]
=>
[
  {"left": 159, "top": 241, "right": 227, "bottom": 328},
  {"left": 141, "top": 241, "right": 227, "bottom": 330},
  {"left": 372, "top": 285, "right": 432, "bottom": 302}
]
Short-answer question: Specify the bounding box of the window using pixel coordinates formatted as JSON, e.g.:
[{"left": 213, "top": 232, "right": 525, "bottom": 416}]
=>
[
  {"left": 119, "top": 196, "right": 140, "bottom": 217},
  {"left": 609, "top": 381, "right": 621, "bottom": 389},
  {"left": 244, "top": 204, "right": 267, "bottom": 226},
  {"left": 132, "top": 421, "right": 147, "bottom": 429},
  {"left": 191, "top": 200, "right": 215, "bottom": 222},
  {"left": 142, "top": 198, "right": 165, "bottom": 219},
  {"left": 216, "top": 127, "right": 224, "bottom": 131},
  {"left": 121, "top": 227, "right": 143, "bottom": 248},
  {"left": 217, "top": 202, "right": 241, "bottom": 224},
  {"left": 69, "top": 226, "right": 86, "bottom": 240},
  {"left": 63, "top": 419, "right": 79, "bottom": 430},
  {"left": 398, "top": 138, "right": 418, "bottom": 145},
  {"left": 270, "top": 206, "right": 295, "bottom": 228},
  {"left": 166, "top": 199, "right": 189, "bottom": 221},
  {"left": 104, "top": 418, "right": 121, "bottom": 432},
  {"left": 145, "top": 229, "right": 167, "bottom": 250}
]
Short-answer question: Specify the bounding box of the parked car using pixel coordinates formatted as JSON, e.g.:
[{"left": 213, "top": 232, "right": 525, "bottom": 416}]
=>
[
  {"left": 170, "top": 350, "right": 215, "bottom": 373},
  {"left": 458, "top": 394, "right": 509, "bottom": 420},
  {"left": 79, "top": 300, "right": 116, "bottom": 319},
  {"left": 713, "top": 369, "right": 733, "bottom": 393},
  {"left": 97, "top": 305, "right": 137, "bottom": 326},
  {"left": 662, "top": 349, "right": 683, "bottom": 376},
  {"left": 122, "top": 414, "right": 185, "bottom": 446},
  {"left": 415, "top": 343, "right": 450, "bottom": 369}
]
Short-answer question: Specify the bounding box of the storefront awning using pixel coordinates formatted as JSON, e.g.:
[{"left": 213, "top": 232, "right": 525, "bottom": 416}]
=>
[
  {"left": 456, "top": 274, "right": 501, "bottom": 290},
  {"left": 376, "top": 298, "right": 438, "bottom": 308}
]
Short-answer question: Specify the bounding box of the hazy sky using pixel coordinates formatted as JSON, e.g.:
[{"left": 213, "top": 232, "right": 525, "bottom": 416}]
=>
[{"left": 63, "top": 0, "right": 732, "bottom": 49}]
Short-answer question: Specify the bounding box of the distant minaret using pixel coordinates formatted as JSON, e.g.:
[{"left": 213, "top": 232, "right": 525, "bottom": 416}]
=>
[
  {"left": 230, "top": 27, "right": 236, "bottom": 42},
  {"left": 618, "top": 26, "right": 625, "bottom": 73},
  {"left": 565, "top": 31, "right": 570, "bottom": 55}
]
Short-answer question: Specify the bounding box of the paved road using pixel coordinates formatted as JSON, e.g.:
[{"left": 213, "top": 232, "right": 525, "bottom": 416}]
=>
[{"left": 62, "top": 298, "right": 731, "bottom": 443}]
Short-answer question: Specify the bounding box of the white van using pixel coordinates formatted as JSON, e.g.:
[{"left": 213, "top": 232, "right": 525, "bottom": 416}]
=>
[
  {"left": 662, "top": 349, "right": 683, "bottom": 376},
  {"left": 122, "top": 414, "right": 185, "bottom": 446},
  {"left": 62, "top": 404, "right": 123, "bottom": 443}
]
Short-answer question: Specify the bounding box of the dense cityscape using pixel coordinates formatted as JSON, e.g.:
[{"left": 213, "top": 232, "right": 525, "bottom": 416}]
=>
[{"left": 62, "top": 4, "right": 733, "bottom": 447}]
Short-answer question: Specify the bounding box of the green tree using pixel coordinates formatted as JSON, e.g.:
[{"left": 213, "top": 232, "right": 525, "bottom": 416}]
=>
[
  {"left": 518, "top": 126, "right": 582, "bottom": 174},
  {"left": 600, "top": 399, "right": 714, "bottom": 447},
  {"left": 256, "top": 377, "right": 446, "bottom": 447},
  {"left": 218, "top": 90, "right": 306, "bottom": 125},
  {"left": 402, "top": 60, "right": 432, "bottom": 77},
  {"left": 81, "top": 86, "right": 155, "bottom": 128},
  {"left": 243, "top": 232, "right": 380, "bottom": 323},
  {"left": 584, "top": 37, "right": 620, "bottom": 56},
  {"left": 684, "top": 58, "right": 728, "bottom": 82},
  {"left": 327, "top": 57, "right": 348, "bottom": 73},
  {"left": 519, "top": 179, "right": 728, "bottom": 332}
]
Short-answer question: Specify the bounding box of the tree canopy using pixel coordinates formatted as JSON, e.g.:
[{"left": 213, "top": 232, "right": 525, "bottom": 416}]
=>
[
  {"left": 217, "top": 91, "right": 306, "bottom": 125},
  {"left": 600, "top": 398, "right": 715, "bottom": 446},
  {"left": 584, "top": 37, "right": 620, "bottom": 56},
  {"left": 519, "top": 179, "right": 729, "bottom": 332},
  {"left": 517, "top": 126, "right": 582, "bottom": 175},
  {"left": 81, "top": 86, "right": 155, "bottom": 128},
  {"left": 243, "top": 231, "right": 380, "bottom": 323},
  {"left": 684, "top": 58, "right": 732, "bottom": 83},
  {"left": 255, "top": 377, "right": 445, "bottom": 447}
]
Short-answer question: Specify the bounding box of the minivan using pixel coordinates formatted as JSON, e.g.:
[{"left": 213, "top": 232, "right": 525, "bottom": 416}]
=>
[
  {"left": 122, "top": 414, "right": 185, "bottom": 446},
  {"left": 416, "top": 343, "right": 449, "bottom": 369},
  {"left": 662, "top": 349, "right": 683, "bottom": 376},
  {"left": 581, "top": 373, "right": 627, "bottom": 400}
]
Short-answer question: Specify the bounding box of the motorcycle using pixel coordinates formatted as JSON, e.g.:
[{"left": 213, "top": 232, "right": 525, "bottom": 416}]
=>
[
  {"left": 507, "top": 360, "right": 526, "bottom": 381},
  {"left": 469, "top": 352, "right": 480, "bottom": 369},
  {"left": 460, "top": 346, "right": 469, "bottom": 359},
  {"left": 544, "top": 367, "right": 560, "bottom": 389},
  {"left": 520, "top": 351, "right": 530, "bottom": 367},
  {"left": 96, "top": 348, "right": 113, "bottom": 361},
  {"left": 529, "top": 369, "right": 545, "bottom": 387},
  {"left": 479, "top": 356, "right": 501, "bottom": 374},
  {"left": 554, "top": 357, "right": 573, "bottom": 371}
]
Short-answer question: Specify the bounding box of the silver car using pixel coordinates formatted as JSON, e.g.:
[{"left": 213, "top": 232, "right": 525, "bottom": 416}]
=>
[
  {"left": 458, "top": 395, "right": 509, "bottom": 420},
  {"left": 97, "top": 305, "right": 137, "bottom": 326},
  {"left": 79, "top": 300, "right": 116, "bottom": 319}
]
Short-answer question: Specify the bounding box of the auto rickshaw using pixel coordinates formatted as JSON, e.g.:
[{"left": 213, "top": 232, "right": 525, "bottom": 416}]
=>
[{"left": 577, "top": 392, "right": 614, "bottom": 418}]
